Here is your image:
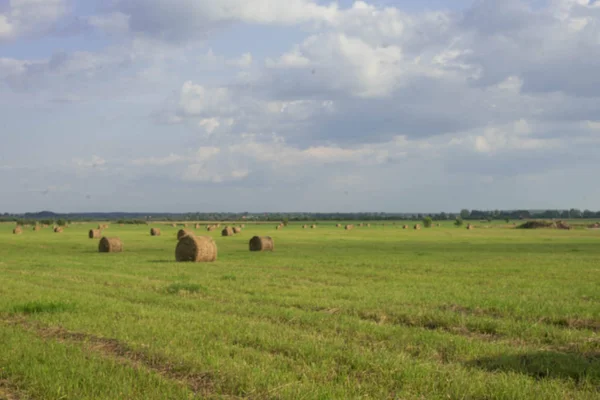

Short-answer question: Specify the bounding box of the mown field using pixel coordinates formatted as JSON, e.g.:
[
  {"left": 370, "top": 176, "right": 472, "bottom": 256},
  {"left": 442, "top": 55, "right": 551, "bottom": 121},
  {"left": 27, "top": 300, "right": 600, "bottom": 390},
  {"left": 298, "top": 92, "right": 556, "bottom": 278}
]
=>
[{"left": 0, "top": 221, "right": 598, "bottom": 399}]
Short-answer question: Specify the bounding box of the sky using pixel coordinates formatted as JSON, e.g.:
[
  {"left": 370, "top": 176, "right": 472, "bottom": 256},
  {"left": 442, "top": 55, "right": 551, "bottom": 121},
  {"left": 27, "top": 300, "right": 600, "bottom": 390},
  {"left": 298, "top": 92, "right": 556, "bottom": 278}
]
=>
[{"left": 1, "top": 0, "right": 600, "bottom": 213}]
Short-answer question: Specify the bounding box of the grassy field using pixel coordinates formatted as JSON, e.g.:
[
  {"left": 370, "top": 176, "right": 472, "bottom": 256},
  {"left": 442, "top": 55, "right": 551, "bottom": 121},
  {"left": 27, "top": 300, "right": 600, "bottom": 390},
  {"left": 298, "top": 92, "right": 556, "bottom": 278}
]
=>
[{"left": 0, "top": 221, "right": 598, "bottom": 399}]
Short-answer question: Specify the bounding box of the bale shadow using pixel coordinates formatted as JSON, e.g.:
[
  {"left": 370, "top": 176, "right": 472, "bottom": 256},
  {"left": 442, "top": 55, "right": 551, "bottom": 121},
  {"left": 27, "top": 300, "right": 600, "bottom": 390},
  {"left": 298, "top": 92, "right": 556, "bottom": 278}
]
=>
[{"left": 467, "top": 351, "right": 599, "bottom": 384}]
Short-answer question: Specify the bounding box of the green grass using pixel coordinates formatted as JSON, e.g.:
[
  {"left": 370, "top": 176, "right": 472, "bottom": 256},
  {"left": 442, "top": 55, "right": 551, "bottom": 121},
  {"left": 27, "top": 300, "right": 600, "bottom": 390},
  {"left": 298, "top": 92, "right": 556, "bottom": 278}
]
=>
[{"left": 0, "top": 221, "right": 598, "bottom": 399}]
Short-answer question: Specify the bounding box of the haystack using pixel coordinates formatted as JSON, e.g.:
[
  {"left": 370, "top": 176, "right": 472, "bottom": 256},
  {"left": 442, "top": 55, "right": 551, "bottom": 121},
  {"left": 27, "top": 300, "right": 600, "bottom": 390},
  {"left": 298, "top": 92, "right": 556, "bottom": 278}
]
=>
[
  {"left": 222, "top": 227, "right": 234, "bottom": 237},
  {"left": 302, "top": 225, "right": 308, "bottom": 229},
  {"left": 207, "top": 225, "right": 216, "bottom": 232},
  {"left": 177, "top": 229, "right": 193, "bottom": 240},
  {"left": 176, "top": 235, "right": 217, "bottom": 262},
  {"left": 33, "top": 225, "right": 41, "bottom": 232},
  {"left": 414, "top": 224, "right": 421, "bottom": 230},
  {"left": 336, "top": 224, "right": 342, "bottom": 228},
  {"left": 466, "top": 224, "right": 474, "bottom": 230},
  {"left": 233, "top": 227, "right": 242, "bottom": 234},
  {"left": 195, "top": 224, "right": 201, "bottom": 229},
  {"left": 276, "top": 225, "right": 283, "bottom": 230},
  {"left": 150, "top": 228, "right": 161, "bottom": 236},
  {"left": 403, "top": 225, "right": 409, "bottom": 229},
  {"left": 54, "top": 227, "right": 63, "bottom": 233},
  {"left": 99, "top": 237, "right": 123, "bottom": 253},
  {"left": 240, "top": 224, "right": 245, "bottom": 228},
  {"left": 367, "top": 224, "right": 371, "bottom": 228},
  {"left": 359, "top": 223, "right": 364, "bottom": 227},
  {"left": 311, "top": 224, "right": 317, "bottom": 229},
  {"left": 249, "top": 236, "right": 274, "bottom": 252},
  {"left": 13, "top": 227, "right": 22, "bottom": 235},
  {"left": 345, "top": 224, "right": 354, "bottom": 230},
  {"left": 89, "top": 229, "right": 102, "bottom": 239}
]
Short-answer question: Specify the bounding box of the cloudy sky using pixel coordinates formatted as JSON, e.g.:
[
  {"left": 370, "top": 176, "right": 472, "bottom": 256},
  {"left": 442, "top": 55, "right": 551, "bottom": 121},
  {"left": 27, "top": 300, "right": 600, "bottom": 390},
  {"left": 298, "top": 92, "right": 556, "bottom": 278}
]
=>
[{"left": 1, "top": 0, "right": 599, "bottom": 213}]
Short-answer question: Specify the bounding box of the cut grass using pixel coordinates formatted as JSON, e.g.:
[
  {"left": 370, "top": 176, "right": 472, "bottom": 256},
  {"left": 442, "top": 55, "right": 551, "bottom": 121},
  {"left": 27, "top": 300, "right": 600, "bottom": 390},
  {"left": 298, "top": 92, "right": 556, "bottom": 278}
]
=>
[{"left": 0, "top": 221, "right": 598, "bottom": 399}]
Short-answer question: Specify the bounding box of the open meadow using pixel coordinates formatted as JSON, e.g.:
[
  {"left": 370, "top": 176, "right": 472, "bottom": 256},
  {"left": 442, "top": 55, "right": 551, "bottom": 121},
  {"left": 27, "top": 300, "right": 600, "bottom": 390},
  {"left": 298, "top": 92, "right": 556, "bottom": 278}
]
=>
[{"left": 1, "top": 221, "right": 599, "bottom": 399}]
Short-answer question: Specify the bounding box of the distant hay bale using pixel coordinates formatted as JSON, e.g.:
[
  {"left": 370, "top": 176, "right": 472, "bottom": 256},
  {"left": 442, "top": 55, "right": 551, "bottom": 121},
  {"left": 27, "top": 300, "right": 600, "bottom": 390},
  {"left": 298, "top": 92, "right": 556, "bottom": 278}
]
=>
[
  {"left": 150, "top": 228, "right": 161, "bottom": 236},
  {"left": 99, "top": 237, "right": 123, "bottom": 253},
  {"left": 276, "top": 225, "right": 283, "bottom": 230},
  {"left": 233, "top": 227, "right": 242, "bottom": 234},
  {"left": 89, "top": 229, "right": 102, "bottom": 239},
  {"left": 345, "top": 224, "right": 354, "bottom": 230},
  {"left": 249, "top": 236, "right": 274, "bottom": 252},
  {"left": 367, "top": 223, "right": 371, "bottom": 228},
  {"left": 240, "top": 224, "right": 245, "bottom": 228},
  {"left": 177, "top": 229, "right": 193, "bottom": 240},
  {"left": 13, "top": 227, "right": 22, "bottom": 235},
  {"left": 359, "top": 223, "right": 364, "bottom": 227},
  {"left": 217, "top": 224, "right": 221, "bottom": 228},
  {"left": 414, "top": 224, "right": 421, "bottom": 230},
  {"left": 195, "top": 224, "right": 201, "bottom": 229},
  {"left": 311, "top": 224, "right": 317, "bottom": 229},
  {"left": 207, "top": 225, "right": 216, "bottom": 232},
  {"left": 171, "top": 223, "right": 176, "bottom": 228},
  {"left": 176, "top": 235, "right": 217, "bottom": 262},
  {"left": 54, "top": 227, "right": 63, "bottom": 233},
  {"left": 403, "top": 225, "right": 409, "bottom": 229},
  {"left": 222, "top": 227, "right": 234, "bottom": 237},
  {"left": 466, "top": 224, "right": 474, "bottom": 230},
  {"left": 336, "top": 224, "right": 342, "bottom": 228},
  {"left": 33, "top": 225, "right": 41, "bottom": 232},
  {"left": 302, "top": 225, "right": 308, "bottom": 229}
]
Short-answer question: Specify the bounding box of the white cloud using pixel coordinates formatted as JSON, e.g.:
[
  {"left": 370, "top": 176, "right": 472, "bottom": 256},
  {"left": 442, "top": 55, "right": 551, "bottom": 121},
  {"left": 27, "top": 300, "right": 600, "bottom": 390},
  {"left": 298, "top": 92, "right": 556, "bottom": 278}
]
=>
[{"left": 0, "top": 0, "right": 67, "bottom": 41}]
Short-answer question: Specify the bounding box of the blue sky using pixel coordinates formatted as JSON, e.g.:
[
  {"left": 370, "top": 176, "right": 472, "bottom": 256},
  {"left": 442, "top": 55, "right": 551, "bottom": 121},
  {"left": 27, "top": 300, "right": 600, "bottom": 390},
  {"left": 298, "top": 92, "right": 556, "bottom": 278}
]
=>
[{"left": 1, "top": 0, "right": 600, "bottom": 213}]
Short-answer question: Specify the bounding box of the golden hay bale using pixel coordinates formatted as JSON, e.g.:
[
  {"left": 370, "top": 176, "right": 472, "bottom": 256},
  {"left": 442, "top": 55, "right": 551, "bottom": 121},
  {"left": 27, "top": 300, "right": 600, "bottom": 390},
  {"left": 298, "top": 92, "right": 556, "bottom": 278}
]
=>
[
  {"left": 222, "top": 227, "right": 234, "bottom": 237},
  {"left": 33, "top": 225, "right": 41, "bottom": 232},
  {"left": 54, "top": 227, "right": 63, "bottom": 233},
  {"left": 414, "top": 224, "right": 421, "bottom": 230},
  {"left": 177, "top": 229, "right": 193, "bottom": 240},
  {"left": 276, "top": 225, "right": 283, "bottom": 230},
  {"left": 240, "top": 224, "right": 245, "bottom": 228},
  {"left": 466, "top": 224, "right": 474, "bottom": 230},
  {"left": 176, "top": 235, "right": 217, "bottom": 262},
  {"left": 336, "top": 224, "right": 342, "bottom": 228},
  {"left": 217, "top": 223, "right": 221, "bottom": 228},
  {"left": 13, "top": 227, "right": 22, "bottom": 235},
  {"left": 403, "top": 225, "right": 409, "bottom": 229},
  {"left": 233, "top": 227, "right": 242, "bottom": 234},
  {"left": 302, "top": 225, "right": 308, "bottom": 229},
  {"left": 345, "top": 224, "right": 354, "bottom": 230},
  {"left": 367, "top": 224, "right": 371, "bottom": 228},
  {"left": 311, "top": 224, "right": 317, "bottom": 229},
  {"left": 195, "top": 224, "right": 201, "bottom": 229},
  {"left": 249, "top": 236, "right": 274, "bottom": 252},
  {"left": 150, "top": 228, "right": 161, "bottom": 236},
  {"left": 207, "top": 225, "right": 216, "bottom": 232},
  {"left": 99, "top": 237, "right": 123, "bottom": 253},
  {"left": 89, "top": 229, "right": 102, "bottom": 239}
]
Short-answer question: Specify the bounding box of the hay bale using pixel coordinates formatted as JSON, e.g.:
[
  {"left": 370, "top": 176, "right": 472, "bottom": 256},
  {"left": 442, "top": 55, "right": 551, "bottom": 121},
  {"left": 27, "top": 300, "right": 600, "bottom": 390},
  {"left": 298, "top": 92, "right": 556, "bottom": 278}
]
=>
[
  {"left": 302, "top": 225, "right": 308, "bottom": 229},
  {"left": 466, "top": 224, "right": 474, "bottom": 230},
  {"left": 414, "top": 224, "right": 421, "bottom": 230},
  {"left": 359, "top": 223, "right": 364, "bottom": 227},
  {"left": 13, "top": 227, "right": 22, "bottom": 235},
  {"left": 276, "top": 225, "right": 283, "bottom": 230},
  {"left": 336, "top": 224, "right": 342, "bottom": 228},
  {"left": 367, "top": 223, "right": 371, "bottom": 228},
  {"left": 171, "top": 223, "right": 177, "bottom": 228},
  {"left": 222, "top": 227, "right": 234, "bottom": 237},
  {"left": 150, "top": 228, "right": 161, "bottom": 236},
  {"left": 217, "top": 224, "right": 221, "bottom": 228},
  {"left": 249, "top": 236, "right": 274, "bottom": 252},
  {"left": 240, "top": 224, "right": 245, "bottom": 228},
  {"left": 89, "top": 229, "right": 102, "bottom": 239},
  {"left": 207, "top": 225, "right": 216, "bottom": 232},
  {"left": 403, "top": 225, "right": 409, "bottom": 229},
  {"left": 195, "top": 224, "right": 201, "bottom": 229},
  {"left": 176, "top": 235, "right": 217, "bottom": 262},
  {"left": 233, "top": 227, "right": 242, "bottom": 234},
  {"left": 33, "top": 225, "right": 41, "bottom": 232},
  {"left": 311, "top": 224, "right": 317, "bottom": 229},
  {"left": 54, "top": 227, "right": 63, "bottom": 233},
  {"left": 177, "top": 229, "right": 193, "bottom": 240},
  {"left": 345, "top": 224, "right": 354, "bottom": 230},
  {"left": 99, "top": 237, "right": 123, "bottom": 253}
]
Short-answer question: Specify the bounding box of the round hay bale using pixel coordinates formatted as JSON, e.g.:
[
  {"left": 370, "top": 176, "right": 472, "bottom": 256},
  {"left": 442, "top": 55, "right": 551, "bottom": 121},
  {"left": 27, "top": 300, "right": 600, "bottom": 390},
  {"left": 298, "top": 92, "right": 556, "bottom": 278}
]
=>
[
  {"left": 217, "top": 223, "right": 221, "bottom": 228},
  {"left": 302, "top": 225, "right": 308, "bottom": 229},
  {"left": 403, "top": 225, "right": 409, "bottom": 229},
  {"left": 240, "top": 224, "right": 245, "bottom": 228},
  {"left": 176, "top": 235, "right": 217, "bottom": 262},
  {"left": 311, "top": 224, "right": 317, "bottom": 229},
  {"left": 171, "top": 223, "right": 177, "bottom": 228},
  {"left": 207, "top": 225, "right": 216, "bottom": 232},
  {"left": 54, "top": 227, "right": 63, "bottom": 233},
  {"left": 367, "top": 223, "right": 371, "bottom": 228},
  {"left": 13, "top": 227, "right": 22, "bottom": 235},
  {"left": 89, "top": 229, "right": 102, "bottom": 239},
  {"left": 99, "top": 237, "right": 123, "bottom": 253},
  {"left": 466, "top": 224, "right": 474, "bottom": 230},
  {"left": 336, "top": 224, "right": 342, "bottom": 228},
  {"left": 177, "top": 229, "right": 193, "bottom": 240},
  {"left": 222, "top": 227, "right": 234, "bottom": 237},
  {"left": 249, "top": 236, "right": 274, "bottom": 252},
  {"left": 150, "top": 228, "right": 161, "bottom": 236},
  {"left": 195, "top": 224, "right": 201, "bottom": 229},
  {"left": 276, "top": 225, "right": 283, "bottom": 230},
  {"left": 345, "top": 224, "right": 354, "bottom": 231},
  {"left": 414, "top": 224, "right": 421, "bottom": 230},
  {"left": 233, "top": 227, "right": 242, "bottom": 234},
  {"left": 33, "top": 225, "right": 41, "bottom": 232}
]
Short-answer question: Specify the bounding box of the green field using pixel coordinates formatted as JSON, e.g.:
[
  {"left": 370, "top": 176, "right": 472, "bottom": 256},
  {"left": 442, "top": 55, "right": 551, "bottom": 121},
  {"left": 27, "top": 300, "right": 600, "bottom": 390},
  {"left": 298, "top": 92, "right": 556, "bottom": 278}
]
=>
[{"left": 1, "top": 222, "right": 598, "bottom": 399}]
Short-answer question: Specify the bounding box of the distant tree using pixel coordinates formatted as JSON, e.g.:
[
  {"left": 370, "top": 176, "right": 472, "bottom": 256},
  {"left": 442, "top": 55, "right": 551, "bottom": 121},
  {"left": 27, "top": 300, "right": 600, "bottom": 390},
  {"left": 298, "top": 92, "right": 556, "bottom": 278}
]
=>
[
  {"left": 569, "top": 209, "right": 582, "bottom": 218},
  {"left": 505, "top": 218, "right": 510, "bottom": 223},
  {"left": 583, "top": 210, "right": 594, "bottom": 219},
  {"left": 439, "top": 212, "right": 448, "bottom": 220},
  {"left": 423, "top": 216, "right": 433, "bottom": 228},
  {"left": 282, "top": 218, "right": 289, "bottom": 226},
  {"left": 460, "top": 209, "right": 470, "bottom": 219},
  {"left": 454, "top": 217, "right": 464, "bottom": 227},
  {"left": 56, "top": 219, "right": 66, "bottom": 226}
]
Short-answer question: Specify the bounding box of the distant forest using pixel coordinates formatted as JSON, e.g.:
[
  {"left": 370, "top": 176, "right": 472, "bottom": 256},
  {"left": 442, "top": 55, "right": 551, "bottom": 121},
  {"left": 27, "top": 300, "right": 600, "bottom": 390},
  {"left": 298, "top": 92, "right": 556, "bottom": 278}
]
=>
[{"left": 1, "top": 209, "right": 599, "bottom": 225}]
